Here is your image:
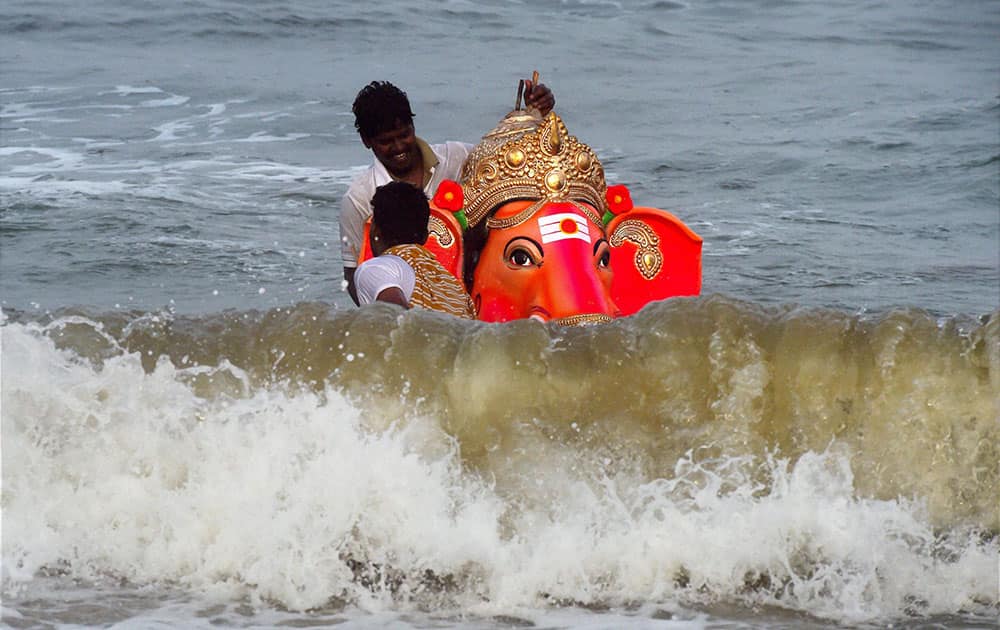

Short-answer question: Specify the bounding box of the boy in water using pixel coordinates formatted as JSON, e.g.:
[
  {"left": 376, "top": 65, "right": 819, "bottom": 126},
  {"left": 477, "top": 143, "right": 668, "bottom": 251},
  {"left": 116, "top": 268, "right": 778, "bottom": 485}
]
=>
[{"left": 354, "top": 181, "right": 475, "bottom": 319}]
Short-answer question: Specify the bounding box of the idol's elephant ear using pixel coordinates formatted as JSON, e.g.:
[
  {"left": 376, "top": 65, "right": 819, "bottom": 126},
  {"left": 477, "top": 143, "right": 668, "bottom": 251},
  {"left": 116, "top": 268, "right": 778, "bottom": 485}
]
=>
[
  {"left": 607, "top": 207, "right": 703, "bottom": 316},
  {"left": 423, "top": 202, "right": 465, "bottom": 280},
  {"left": 356, "top": 203, "right": 466, "bottom": 282}
]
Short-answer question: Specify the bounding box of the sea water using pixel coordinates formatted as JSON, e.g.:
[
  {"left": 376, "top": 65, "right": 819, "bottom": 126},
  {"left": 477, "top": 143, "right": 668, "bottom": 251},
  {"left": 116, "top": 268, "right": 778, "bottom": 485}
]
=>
[{"left": 2, "top": 0, "right": 998, "bottom": 628}]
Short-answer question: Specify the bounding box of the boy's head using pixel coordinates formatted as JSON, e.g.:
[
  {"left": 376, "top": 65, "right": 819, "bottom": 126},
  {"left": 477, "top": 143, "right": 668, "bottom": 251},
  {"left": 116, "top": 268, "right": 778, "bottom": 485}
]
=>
[
  {"left": 370, "top": 182, "right": 430, "bottom": 253},
  {"left": 352, "top": 81, "right": 415, "bottom": 140}
]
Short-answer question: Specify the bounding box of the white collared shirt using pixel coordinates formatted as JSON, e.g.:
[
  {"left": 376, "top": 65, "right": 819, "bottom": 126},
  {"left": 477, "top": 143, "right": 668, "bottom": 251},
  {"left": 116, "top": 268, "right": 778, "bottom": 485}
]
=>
[{"left": 339, "top": 139, "right": 472, "bottom": 269}]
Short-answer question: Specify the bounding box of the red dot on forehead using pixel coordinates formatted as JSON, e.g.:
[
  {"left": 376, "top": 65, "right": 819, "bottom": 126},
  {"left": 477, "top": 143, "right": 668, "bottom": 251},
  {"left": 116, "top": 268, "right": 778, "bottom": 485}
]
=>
[{"left": 560, "top": 218, "right": 578, "bottom": 234}]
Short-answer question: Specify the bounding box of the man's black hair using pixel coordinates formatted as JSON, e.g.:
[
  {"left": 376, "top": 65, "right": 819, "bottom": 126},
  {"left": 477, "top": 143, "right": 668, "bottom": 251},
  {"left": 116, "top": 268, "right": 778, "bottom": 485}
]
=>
[
  {"left": 352, "top": 81, "right": 415, "bottom": 139},
  {"left": 371, "top": 182, "right": 429, "bottom": 247}
]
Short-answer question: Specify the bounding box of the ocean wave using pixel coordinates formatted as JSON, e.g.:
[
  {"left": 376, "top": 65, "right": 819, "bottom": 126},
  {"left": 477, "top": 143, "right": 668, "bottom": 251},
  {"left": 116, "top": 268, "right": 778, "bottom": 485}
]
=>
[
  {"left": 4, "top": 297, "right": 997, "bottom": 530},
  {"left": 2, "top": 300, "right": 997, "bottom": 621}
]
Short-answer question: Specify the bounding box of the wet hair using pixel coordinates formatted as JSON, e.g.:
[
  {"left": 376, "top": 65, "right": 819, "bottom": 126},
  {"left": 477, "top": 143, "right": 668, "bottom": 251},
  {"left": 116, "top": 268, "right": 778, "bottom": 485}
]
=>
[
  {"left": 371, "top": 181, "right": 429, "bottom": 247},
  {"left": 352, "top": 81, "right": 415, "bottom": 139}
]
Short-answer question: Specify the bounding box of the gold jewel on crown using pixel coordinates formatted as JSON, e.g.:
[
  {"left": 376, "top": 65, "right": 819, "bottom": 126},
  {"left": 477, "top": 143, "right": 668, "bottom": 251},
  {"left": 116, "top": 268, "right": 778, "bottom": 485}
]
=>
[{"left": 460, "top": 110, "right": 609, "bottom": 229}]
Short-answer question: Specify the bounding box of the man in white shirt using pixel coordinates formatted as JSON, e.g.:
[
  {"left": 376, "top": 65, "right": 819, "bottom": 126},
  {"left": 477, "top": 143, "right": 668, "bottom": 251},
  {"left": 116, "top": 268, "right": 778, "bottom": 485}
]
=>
[{"left": 340, "top": 80, "right": 554, "bottom": 304}]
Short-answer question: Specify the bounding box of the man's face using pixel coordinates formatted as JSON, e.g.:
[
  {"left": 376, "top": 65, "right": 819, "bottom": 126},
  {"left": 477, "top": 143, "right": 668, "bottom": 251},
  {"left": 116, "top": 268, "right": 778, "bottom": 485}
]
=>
[{"left": 363, "top": 121, "right": 418, "bottom": 178}]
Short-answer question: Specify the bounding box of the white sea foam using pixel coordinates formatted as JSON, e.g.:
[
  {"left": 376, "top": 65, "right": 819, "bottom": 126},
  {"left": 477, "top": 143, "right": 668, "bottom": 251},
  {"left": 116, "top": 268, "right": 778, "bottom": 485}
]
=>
[
  {"left": 228, "top": 161, "right": 334, "bottom": 183},
  {"left": 142, "top": 95, "right": 191, "bottom": 108},
  {"left": 0, "top": 86, "right": 73, "bottom": 95},
  {"left": 0, "top": 102, "right": 71, "bottom": 118},
  {"left": 2, "top": 320, "right": 996, "bottom": 624},
  {"left": 152, "top": 120, "right": 194, "bottom": 142},
  {"left": 0, "top": 176, "right": 129, "bottom": 196},
  {"left": 232, "top": 131, "right": 311, "bottom": 143},
  {"left": 0, "top": 146, "right": 87, "bottom": 172},
  {"left": 201, "top": 103, "right": 227, "bottom": 116},
  {"left": 109, "top": 85, "right": 165, "bottom": 96}
]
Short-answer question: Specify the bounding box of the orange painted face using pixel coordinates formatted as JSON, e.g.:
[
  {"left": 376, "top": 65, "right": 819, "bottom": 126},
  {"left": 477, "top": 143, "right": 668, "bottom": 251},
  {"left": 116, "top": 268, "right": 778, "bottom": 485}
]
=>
[{"left": 471, "top": 200, "right": 620, "bottom": 324}]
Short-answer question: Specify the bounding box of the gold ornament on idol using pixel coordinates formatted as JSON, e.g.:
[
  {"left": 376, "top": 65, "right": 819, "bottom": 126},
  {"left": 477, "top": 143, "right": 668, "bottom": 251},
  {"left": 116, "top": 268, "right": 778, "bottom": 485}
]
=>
[{"left": 460, "top": 84, "right": 608, "bottom": 230}]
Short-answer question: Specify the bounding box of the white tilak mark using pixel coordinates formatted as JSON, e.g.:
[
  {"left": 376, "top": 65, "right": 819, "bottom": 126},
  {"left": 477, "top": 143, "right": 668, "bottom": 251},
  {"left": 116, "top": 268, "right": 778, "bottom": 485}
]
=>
[{"left": 538, "top": 213, "right": 591, "bottom": 244}]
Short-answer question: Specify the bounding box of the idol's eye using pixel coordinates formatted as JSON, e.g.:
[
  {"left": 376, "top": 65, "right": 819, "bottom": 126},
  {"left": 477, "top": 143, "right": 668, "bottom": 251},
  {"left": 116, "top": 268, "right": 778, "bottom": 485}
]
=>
[
  {"left": 508, "top": 247, "right": 536, "bottom": 267},
  {"left": 598, "top": 249, "right": 610, "bottom": 268},
  {"left": 595, "top": 241, "right": 611, "bottom": 268},
  {"left": 503, "top": 237, "right": 544, "bottom": 269}
]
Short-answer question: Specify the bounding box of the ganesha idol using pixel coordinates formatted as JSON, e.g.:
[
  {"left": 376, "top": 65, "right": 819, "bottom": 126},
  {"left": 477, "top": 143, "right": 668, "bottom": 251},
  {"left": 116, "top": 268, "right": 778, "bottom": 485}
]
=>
[{"left": 359, "top": 102, "right": 702, "bottom": 324}]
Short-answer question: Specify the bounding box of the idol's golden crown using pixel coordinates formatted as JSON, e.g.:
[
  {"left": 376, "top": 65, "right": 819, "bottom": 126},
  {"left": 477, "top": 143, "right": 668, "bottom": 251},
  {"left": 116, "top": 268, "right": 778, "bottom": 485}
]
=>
[{"left": 460, "top": 110, "right": 608, "bottom": 229}]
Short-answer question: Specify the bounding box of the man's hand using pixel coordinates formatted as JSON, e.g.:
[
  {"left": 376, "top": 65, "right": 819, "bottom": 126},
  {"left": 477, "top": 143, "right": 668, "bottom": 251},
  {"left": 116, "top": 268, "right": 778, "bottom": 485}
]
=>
[{"left": 524, "top": 81, "right": 555, "bottom": 116}]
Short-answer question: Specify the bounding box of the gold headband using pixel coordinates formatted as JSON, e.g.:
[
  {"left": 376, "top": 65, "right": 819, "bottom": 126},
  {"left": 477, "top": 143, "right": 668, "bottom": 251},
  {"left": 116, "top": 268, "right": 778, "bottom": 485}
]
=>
[
  {"left": 484, "top": 198, "right": 603, "bottom": 230},
  {"left": 461, "top": 111, "right": 608, "bottom": 229}
]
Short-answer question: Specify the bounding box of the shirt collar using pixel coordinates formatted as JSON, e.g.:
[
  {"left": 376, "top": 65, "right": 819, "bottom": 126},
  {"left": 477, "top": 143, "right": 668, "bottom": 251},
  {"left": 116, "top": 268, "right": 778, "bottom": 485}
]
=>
[{"left": 415, "top": 137, "right": 439, "bottom": 187}]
